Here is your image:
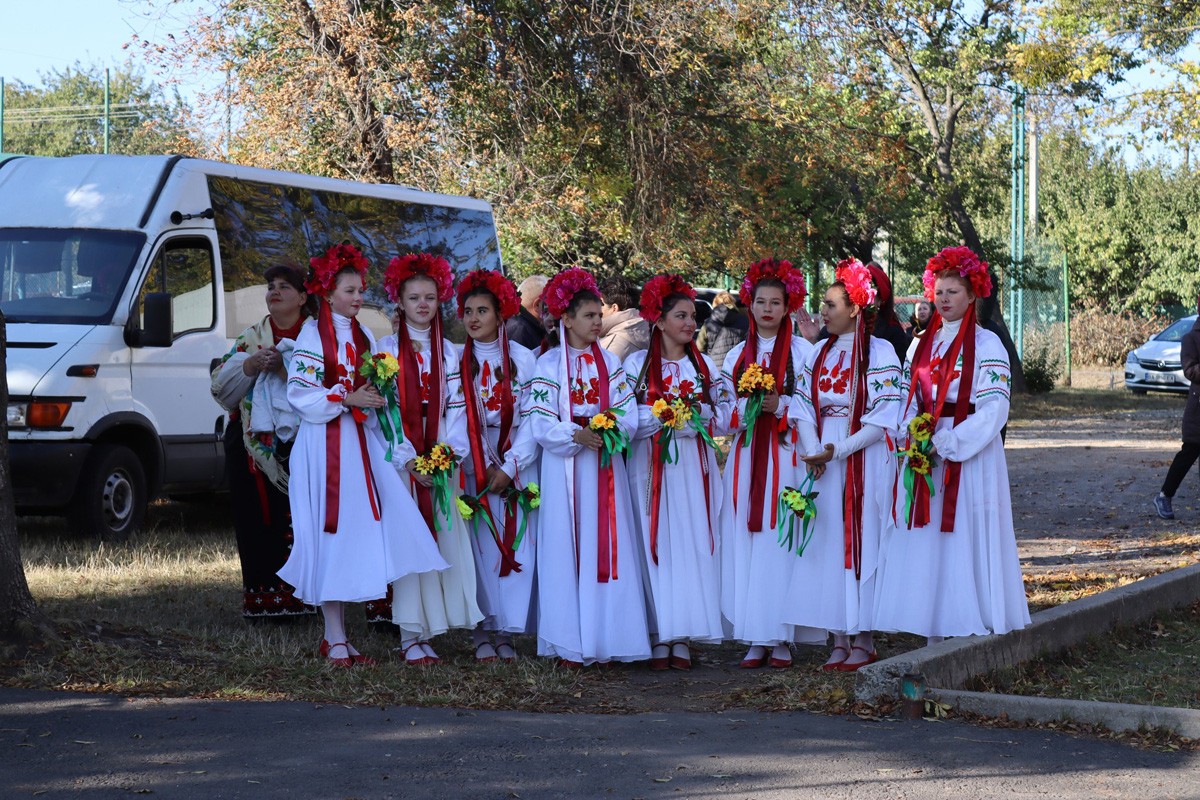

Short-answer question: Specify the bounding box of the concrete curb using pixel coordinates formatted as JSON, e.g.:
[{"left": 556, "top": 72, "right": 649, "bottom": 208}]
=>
[
  {"left": 928, "top": 688, "right": 1200, "bottom": 738},
  {"left": 855, "top": 563, "right": 1200, "bottom": 707}
]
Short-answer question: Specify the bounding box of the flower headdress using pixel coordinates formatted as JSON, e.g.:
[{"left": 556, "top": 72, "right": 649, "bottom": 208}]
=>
[
  {"left": 456, "top": 269, "right": 521, "bottom": 320},
  {"left": 739, "top": 258, "right": 807, "bottom": 313},
  {"left": 834, "top": 258, "right": 878, "bottom": 310},
  {"left": 543, "top": 267, "right": 599, "bottom": 320},
  {"left": 383, "top": 252, "right": 455, "bottom": 304},
  {"left": 306, "top": 243, "right": 369, "bottom": 297},
  {"left": 922, "top": 246, "right": 992, "bottom": 300},
  {"left": 639, "top": 273, "right": 696, "bottom": 323}
]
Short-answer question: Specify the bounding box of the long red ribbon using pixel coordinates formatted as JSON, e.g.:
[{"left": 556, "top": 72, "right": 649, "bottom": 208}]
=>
[
  {"left": 568, "top": 342, "right": 618, "bottom": 582},
  {"left": 396, "top": 316, "right": 445, "bottom": 537},
  {"left": 316, "top": 301, "right": 376, "bottom": 533},
  {"left": 903, "top": 305, "right": 976, "bottom": 532},
  {"left": 733, "top": 320, "right": 793, "bottom": 532}
]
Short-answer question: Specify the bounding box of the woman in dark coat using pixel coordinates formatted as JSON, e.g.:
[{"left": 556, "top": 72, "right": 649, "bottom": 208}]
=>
[{"left": 1156, "top": 304, "right": 1200, "bottom": 519}]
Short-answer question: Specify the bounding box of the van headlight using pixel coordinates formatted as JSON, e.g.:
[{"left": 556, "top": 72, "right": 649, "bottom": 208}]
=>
[{"left": 7, "top": 402, "right": 27, "bottom": 427}]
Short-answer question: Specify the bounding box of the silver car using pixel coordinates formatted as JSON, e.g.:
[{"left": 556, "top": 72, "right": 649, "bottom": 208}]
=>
[{"left": 1125, "top": 315, "right": 1196, "bottom": 394}]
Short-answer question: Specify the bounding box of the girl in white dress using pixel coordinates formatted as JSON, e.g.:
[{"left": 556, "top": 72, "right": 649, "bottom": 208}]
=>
[
  {"left": 785, "top": 259, "right": 902, "bottom": 671},
  {"left": 279, "top": 244, "right": 447, "bottom": 667},
  {"left": 454, "top": 269, "right": 540, "bottom": 662},
  {"left": 624, "top": 274, "right": 724, "bottom": 670},
  {"left": 379, "top": 253, "right": 483, "bottom": 665},
  {"left": 873, "top": 247, "right": 1031, "bottom": 640},
  {"left": 718, "top": 259, "right": 817, "bottom": 669},
  {"left": 525, "top": 267, "right": 651, "bottom": 666}
]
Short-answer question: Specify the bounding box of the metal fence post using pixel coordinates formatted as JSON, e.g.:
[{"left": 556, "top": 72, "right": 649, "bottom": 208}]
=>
[{"left": 1063, "top": 252, "right": 1071, "bottom": 387}]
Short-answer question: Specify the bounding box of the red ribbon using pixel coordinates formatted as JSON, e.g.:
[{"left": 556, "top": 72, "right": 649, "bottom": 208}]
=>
[
  {"left": 732, "top": 319, "right": 793, "bottom": 532},
  {"left": 903, "top": 305, "right": 976, "bottom": 532},
  {"left": 316, "top": 301, "right": 378, "bottom": 533},
  {"left": 396, "top": 315, "right": 445, "bottom": 537},
  {"left": 568, "top": 342, "right": 618, "bottom": 582}
]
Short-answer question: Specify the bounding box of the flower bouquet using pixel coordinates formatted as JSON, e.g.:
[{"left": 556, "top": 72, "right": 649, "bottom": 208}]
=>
[
  {"left": 776, "top": 472, "right": 819, "bottom": 556},
  {"left": 588, "top": 409, "right": 630, "bottom": 468},
  {"left": 359, "top": 352, "right": 403, "bottom": 461},
  {"left": 415, "top": 443, "right": 457, "bottom": 531},
  {"left": 651, "top": 394, "right": 718, "bottom": 463},
  {"left": 895, "top": 412, "right": 937, "bottom": 522},
  {"left": 736, "top": 362, "right": 776, "bottom": 446},
  {"left": 504, "top": 482, "right": 540, "bottom": 552}
]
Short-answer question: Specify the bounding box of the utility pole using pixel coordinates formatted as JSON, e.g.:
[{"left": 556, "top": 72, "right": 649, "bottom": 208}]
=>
[
  {"left": 1009, "top": 84, "right": 1026, "bottom": 360},
  {"left": 103, "top": 68, "right": 111, "bottom": 154},
  {"left": 1028, "top": 111, "right": 1038, "bottom": 236},
  {"left": 0, "top": 78, "right": 5, "bottom": 154}
]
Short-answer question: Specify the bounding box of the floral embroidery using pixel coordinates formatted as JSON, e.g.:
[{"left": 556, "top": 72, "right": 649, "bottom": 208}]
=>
[
  {"left": 818, "top": 351, "right": 849, "bottom": 395},
  {"left": 987, "top": 369, "right": 1010, "bottom": 385}
]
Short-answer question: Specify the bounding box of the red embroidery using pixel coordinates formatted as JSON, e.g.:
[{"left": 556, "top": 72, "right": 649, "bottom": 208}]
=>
[{"left": 818, "top": 352, "right": 849, "bottom": 395}]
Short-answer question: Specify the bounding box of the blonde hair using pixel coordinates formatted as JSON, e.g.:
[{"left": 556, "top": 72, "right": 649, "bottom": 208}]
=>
[{"left": 713, "top": 291, "right": 736, "bottom": 308}]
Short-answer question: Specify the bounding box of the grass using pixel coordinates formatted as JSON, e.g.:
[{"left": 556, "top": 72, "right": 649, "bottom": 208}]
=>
[
  {"left": 970, "top": 602, "right": 1200, "bottom": 710},
  {"left": 1009, "top": 385, "right": 1182, "bottom": 423}
]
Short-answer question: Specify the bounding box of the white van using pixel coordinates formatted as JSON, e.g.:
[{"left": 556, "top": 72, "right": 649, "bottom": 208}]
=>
[{"left": 1, "top": 154, "right": 502, "bottom": 539}]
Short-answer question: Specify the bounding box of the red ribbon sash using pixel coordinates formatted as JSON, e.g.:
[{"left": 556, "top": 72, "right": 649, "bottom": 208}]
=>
[
  {"left": 734, "top": 321, "right": 793, "bottom": 532},
  {"left": 568, "top": 342, "right": 619, "bottom": 582},
  {"left": 396, "top": 317, "right": 446, "bottom": 537}
]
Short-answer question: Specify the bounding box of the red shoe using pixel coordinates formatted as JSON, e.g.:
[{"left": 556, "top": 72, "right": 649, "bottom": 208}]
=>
[
  {"left": 836, "top": 646, "right": 878, "bottom": 672},
  {"left": 475, "top": 641, "right": 499, "bottom": 664},
  {"left": 350, "top": 652, "right": 377, "bottom": 666},
  {"left": 325, "top": 642, "right": 353, "bottom": 668},
  {"left": 319, "top": 639, "right": 331, "bottom": 658},
  {"left": 649, "top": 644, "right": 671, "bottom": 671},
  {"left": 495, "top": 641, "right": 518, "bottom": 664},
  {"left": 740, "top": 646, "right": 767, "bottom": 669},
  {"left": 821, "top": 644, "right": 851, "bottom": 672},
  {"left": 669, "top": 642, "right": 692, "bottom": 671},
  {"left": 558, "top": 658, "right": 583, "bottom": 669},
  {"left": 400, "top": 641, "right": 431, "bottom": 666}
]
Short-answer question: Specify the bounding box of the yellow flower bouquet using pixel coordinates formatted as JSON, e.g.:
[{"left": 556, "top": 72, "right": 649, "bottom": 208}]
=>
[
  {"left": 776, "top": 473, "right": 819, "bottom": 556},
  {"left": 736, "top": 362, "right": 777, "bottom": 447},
  {"left": 588, "top": 409, "right": 630, "bottom": 468},
  {"left": 415, "top": 443, "right": 457, "bottom": 531},
  {"left": 359, "top": 352, "right": 404, "bottom": 461}
]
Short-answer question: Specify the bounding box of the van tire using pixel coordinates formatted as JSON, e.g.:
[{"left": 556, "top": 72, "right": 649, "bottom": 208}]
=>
[{"left": 69, "top": 444, "right": 147, "bottom": 542}]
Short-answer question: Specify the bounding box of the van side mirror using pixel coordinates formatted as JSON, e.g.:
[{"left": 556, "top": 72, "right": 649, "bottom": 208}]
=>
[{"left": 125, "top": 292, "right": 173, "bottom": 347}]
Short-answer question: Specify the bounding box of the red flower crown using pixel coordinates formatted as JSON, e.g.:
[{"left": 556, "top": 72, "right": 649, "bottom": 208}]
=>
[
  {"left": 922, "top": 246, "right": 992, "bottom": 301},
  {"left": 543, "top": 267, "right": 599, "bottom": 320},
  {"left": 834, "top": 258, "right": 878, "bottom": 310},
  {"left": 739, "top": 258, "right": 807, "bottom": 313},
  {"left": 384, "top": 253, "right": 455, "bottom": 304},
  {"left": 306, "top": 243, "right": 369, "bottom": 297},
  {"left": 639, "top": 273, "right": 696, "bottom": 323},
  {"left": 456, "top": 269, "right": 521, "bottom": 320}
]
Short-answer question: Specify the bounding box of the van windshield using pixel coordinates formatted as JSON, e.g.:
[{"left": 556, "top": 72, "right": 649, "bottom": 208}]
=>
[{"left": 0, "top": 228, "right": 144, "bottom": 324}]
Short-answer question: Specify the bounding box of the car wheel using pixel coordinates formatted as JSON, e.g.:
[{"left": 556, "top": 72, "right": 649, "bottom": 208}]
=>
[{"left": 68, "top": 443, "right": 147, "bottom": 542}]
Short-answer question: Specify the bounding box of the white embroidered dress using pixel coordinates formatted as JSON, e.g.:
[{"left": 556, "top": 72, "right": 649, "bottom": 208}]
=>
[
  {"left": 873, "top": 319, "right": 1031, "bottom": 637},
  {"left": 380, "top": 324, "right": 484, "bottom": 639},
  {"left": 278, "top": 314, "right": 447, "bottom": 604},
  {"left": 717, "top": 334, "right": 822, "bottom": 646},
  {"left": 782, "top": 334, "right": 902, "bottom": 635},
  {"left": 456, "top": 338, "right": 540, "bottom": 634},
  {"left": 623, "top": 350, "right": 725, "bottom": 644},
  {"left": 526, "top": 344, "right": 651, "bottom": 664}
]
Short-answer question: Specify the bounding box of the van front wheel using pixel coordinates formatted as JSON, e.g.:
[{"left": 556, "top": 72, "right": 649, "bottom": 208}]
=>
[{"left": 69, "top": 444, "right": 147, "bottom": 542}]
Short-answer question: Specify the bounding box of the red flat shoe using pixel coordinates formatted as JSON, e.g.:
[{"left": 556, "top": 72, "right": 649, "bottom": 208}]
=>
[
  {"left": 475, "top": 641, "right": 499, "bottom": 664},
  {"left": 669, "top": 642, "right": 692, "bottom": 671},
  {"left": 495, "top": 642, "right": 518, "bottom": 664},
  {"left": 821, "top": 644, "right": 851, "bottom": 672},
  {"left": 836, "top": 646, "right": 878, "bottom": 672},
  {"left": 740, "top": 646, "right": 767, "bottom": 669},
  {"left": 768, "top": 645, "right": 793, "bottom": 669},
  {"left": 400, "top": 641, "right": 431, "bottom": 666},
  {"left": 325, "top": 642, "right": 353, "bottom": 668},
  {"left": 649, "top": 644, "right": 670, "bottom": 671},
  {"left": 319, "top": 639, "right": 331, "bottom": 658},
  {"left": 558, "top": 658, "right": 583, "bottom": 669}
]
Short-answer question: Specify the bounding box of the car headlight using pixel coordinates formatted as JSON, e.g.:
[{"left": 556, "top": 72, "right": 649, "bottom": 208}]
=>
[
  {"left": 7, "top": 402, "right": 27, "bottom": 427},
  {"left": 1125, "top": 352, "right": 1138, "bottom": 364}
]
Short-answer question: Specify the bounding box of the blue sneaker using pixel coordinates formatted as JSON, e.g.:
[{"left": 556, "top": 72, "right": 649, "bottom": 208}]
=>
[{"left": 1155, "top": 494, "right": 1175, "bottom": 520}]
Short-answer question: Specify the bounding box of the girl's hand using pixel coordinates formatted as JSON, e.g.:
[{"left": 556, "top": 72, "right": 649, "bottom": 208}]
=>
[
  {"left": 808, "top": 463, "right": 826, "bottom": 480},
  {"left": 485, "top": 466, "right": 513, "bottom": 494},
  {"left": 761, "top": 391, "right": 780, "bottom": 415},
  {"left": 573, "top": 427, "right": 603, "bottom": 451},
  {"left": 801, "top": 444, "right": 835, "bottom": 467},
  {"left": 345, "top": 385, "right": 385, "bottom": 409},
  {"left": 405, "top": 459, "right": 434, "bottom": 487}
]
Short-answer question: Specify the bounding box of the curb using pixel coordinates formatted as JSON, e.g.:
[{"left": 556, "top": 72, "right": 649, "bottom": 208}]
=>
[{"left": 855, "top": 563, "right": 1200, "bottom": 728}]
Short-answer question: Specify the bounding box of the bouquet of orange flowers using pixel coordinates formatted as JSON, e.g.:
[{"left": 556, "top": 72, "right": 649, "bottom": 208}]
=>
[
  {"left": 895, "top": 412, "right": 936, "bottom": 522},
  {"left": 736, "top": 362, "right": 776, "bottom": 446},
  {"left": 588, "top": 409, "right": 630, "bottom": 468},
  {"left": 360, "top": 352, "right": 403, "bottom": 461},
  {"left": 415, "top": 443, "right": 457, "bottom": 531}
]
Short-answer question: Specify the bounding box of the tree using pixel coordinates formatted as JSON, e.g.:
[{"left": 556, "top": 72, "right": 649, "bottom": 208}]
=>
[
  {"left": 0, "top": 311, "right": 53, "bottom": 647},
  {"left": 1, "top": 63, "right": 195, "bottom": 157}
]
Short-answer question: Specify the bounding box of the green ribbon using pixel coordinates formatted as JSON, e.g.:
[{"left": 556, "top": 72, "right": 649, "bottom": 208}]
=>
[
  {"left": 462, "top": 489, "right": 501, "bottom": 542},
  {"left": 895, "top": 445, "right": 936, "bottom": 524},
  {"left": 374, "top": 391, "right": 404, "bottom": 462},
  {"left": 776, "top": 472, "right": 819, "bottom": 556},
  {"left": 596, "top": 407, "right": 630, "bottom": 468},
  {"left": 431, "top": 469, "right": 453, "bottom": 532},
  {"left": 689, "top": 411, "right": 719, "bottom": 451},
  {"left": 508, "top": 486, "right": 538, "bottom": 552},
  {"left": 740, "top": 393, "right": 764, "bottom": 448}
]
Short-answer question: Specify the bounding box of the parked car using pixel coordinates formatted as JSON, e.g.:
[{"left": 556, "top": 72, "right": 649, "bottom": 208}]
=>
[{"left": 1125, "top": 315, "right": 1196, "bottom": 394}]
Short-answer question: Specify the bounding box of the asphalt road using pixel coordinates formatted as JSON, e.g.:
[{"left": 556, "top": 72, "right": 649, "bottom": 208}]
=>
[{"left": 1, "top": 688, "right": 1195, "bottom": 799}]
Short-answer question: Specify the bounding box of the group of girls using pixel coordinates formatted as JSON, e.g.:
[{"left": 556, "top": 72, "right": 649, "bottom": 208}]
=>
[{"left": 269, "top": 242, "right": 1029, "bottom": 670}]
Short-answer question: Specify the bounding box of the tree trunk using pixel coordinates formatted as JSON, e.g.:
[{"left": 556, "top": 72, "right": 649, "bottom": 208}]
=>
[{"left": 0, "top": 310, "right": 53, "bottom": 646}]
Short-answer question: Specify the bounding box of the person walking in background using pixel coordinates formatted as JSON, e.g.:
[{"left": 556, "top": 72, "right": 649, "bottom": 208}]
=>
[
  {"left": 279, "top": 244, "right": 447, "bottom": 667},
  {"left": 211, "top": 264, "right": 317, "bottom": 621},
  {"left": 1156, "top": 298, "right": 1200, "bottom": 519},
  {"left": 507, "top": 275, "right": 550, "bottom": 351},
  {"left": 698, "top": 290, "right": 748, "bottom": 366},
  {"left": 599, "top": 276, "right": 651, "bottom": 361}
]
